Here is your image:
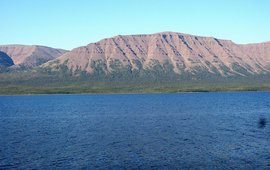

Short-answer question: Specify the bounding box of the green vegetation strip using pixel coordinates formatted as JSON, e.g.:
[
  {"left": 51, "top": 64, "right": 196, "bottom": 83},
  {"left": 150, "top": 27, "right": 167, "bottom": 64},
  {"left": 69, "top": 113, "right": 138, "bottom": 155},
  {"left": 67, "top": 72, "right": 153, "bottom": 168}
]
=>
[{"left": 1, "top": 85, "right": 270, "bottom": 95}]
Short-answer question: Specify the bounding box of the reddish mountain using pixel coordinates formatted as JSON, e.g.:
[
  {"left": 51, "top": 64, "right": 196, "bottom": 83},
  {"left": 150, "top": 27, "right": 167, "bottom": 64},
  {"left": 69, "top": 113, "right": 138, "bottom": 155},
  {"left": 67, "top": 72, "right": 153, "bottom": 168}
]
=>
[
  {"left": 0, "top": 45, "right": 67, "bottom": 68},
  {"left": 43, "top": 32, "right": 270, "bottom": 77}
]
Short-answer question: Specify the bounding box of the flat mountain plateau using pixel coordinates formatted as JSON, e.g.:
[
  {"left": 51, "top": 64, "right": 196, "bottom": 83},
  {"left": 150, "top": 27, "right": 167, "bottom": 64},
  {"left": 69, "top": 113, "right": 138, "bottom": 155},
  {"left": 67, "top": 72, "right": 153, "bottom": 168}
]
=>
[{"left": 1, "top": 32, "right": 270, "bottom": 94}]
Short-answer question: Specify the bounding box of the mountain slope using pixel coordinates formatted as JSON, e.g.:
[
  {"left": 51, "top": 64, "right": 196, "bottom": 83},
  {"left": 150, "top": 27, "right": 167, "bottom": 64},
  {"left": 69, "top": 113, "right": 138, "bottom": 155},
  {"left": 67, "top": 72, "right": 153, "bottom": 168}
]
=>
[
  {"left": 0, "top": 51, "right": 14, "bottom": 68},
  {"left": 0, "top": 45, "right": 67, "bottom": 68},
  {"left": 240, "top": 42, "right": 270, "bottom": 71},
  {"left": 43, "top": 32, "right": 270, "bottom": 77}
]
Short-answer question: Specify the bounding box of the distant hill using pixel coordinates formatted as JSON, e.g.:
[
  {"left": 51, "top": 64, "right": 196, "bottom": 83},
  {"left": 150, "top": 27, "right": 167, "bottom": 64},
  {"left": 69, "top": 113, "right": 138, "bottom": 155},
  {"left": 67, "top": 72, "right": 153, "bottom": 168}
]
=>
[{"left": 0, "top": 45, "right": 67, "bottom": 68}]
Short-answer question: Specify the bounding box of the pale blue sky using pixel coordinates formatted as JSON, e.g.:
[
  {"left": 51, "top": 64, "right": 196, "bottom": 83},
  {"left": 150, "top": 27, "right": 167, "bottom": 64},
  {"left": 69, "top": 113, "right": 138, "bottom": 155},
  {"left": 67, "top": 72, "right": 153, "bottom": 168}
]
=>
[{"left": 1, "top": 0, "right": 270, "bottom": 50}]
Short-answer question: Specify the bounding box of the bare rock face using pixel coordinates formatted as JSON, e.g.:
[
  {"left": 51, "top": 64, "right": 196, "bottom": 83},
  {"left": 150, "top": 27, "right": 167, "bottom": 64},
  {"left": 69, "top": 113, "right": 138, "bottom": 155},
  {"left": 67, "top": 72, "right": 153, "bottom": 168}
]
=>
[
  {"left": 0, "top": 51, "right": 14, "bottom": 68},
  {"left": 0, "top": 45, "right": 67, "bottom": 68},
  {"left": 240, "top": 42, "right": 270, "bottom": 71},
  {"left": 41, "top": 32, "right": 270, "bottom": 77}
]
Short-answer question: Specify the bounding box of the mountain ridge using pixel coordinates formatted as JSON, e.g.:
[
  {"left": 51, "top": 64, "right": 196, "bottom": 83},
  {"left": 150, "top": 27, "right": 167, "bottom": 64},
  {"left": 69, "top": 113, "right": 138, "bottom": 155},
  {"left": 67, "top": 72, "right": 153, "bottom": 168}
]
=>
[
  {"left": 0, "top": 45, "right": 68, "bottom": 68},
  {"left": 42, "top": 32, "right": 270, "bottom": 77},
  {"left": 1, "top": 32, "right": 270, "bottom": 94}
]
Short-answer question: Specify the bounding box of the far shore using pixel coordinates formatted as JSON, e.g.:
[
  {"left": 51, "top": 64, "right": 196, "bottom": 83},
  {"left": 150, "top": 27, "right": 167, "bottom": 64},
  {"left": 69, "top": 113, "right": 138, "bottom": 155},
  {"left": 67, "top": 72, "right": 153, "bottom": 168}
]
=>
[{"left": 1, "top": 86, "right": 270, "bottom": 96}]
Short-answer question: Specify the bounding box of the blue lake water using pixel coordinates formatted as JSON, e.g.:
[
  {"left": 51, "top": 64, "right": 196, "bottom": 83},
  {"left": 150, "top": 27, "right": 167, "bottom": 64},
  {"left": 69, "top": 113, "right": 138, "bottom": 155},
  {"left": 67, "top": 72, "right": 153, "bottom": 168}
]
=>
[{"left": 0, "top": 92, "right": 270, "bottom": 169}]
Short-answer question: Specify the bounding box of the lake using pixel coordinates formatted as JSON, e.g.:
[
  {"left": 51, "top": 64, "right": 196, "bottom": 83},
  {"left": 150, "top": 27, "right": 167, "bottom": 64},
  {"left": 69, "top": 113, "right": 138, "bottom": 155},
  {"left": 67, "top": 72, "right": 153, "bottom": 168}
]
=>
[{"left": 0, "top": 92, "right": 269, "bottom": 169}]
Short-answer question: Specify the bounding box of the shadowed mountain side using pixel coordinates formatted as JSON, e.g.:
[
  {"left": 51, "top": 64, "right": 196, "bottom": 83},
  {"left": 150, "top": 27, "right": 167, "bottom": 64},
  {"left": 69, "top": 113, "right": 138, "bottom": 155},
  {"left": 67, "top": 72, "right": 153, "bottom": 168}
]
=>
[{"left": 0, "top": 51, "right": 14, "bottom": 68}]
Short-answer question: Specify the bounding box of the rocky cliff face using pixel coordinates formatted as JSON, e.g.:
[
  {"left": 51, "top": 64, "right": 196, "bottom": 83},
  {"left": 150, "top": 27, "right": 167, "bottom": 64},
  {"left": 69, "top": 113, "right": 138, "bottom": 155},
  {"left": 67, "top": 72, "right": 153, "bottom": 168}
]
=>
[
  {"left": 0, "top": 51, "right": 14, "bottom": 68},
  {"left": 43, "top": 32, "right": 270, "bottom": 77},
  {"left": 0, "top": 45, "right": 67, "bottom": 68},
  {"left": 240, "top": 42, "right": 270, "bottom": 71}
]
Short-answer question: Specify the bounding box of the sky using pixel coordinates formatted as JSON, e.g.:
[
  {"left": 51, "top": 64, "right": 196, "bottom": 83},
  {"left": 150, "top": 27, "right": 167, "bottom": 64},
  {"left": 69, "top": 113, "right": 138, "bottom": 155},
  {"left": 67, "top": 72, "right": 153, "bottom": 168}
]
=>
[{"left": 1, "top": 0, "right": 270, "bottom": 50}]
